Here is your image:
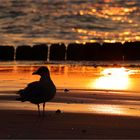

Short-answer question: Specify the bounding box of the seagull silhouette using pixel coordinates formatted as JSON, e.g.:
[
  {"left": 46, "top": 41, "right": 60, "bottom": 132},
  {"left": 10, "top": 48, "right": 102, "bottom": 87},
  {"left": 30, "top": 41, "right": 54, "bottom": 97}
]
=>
[{"left": 16, "top": 66, "right": 56, "bottom": 116}]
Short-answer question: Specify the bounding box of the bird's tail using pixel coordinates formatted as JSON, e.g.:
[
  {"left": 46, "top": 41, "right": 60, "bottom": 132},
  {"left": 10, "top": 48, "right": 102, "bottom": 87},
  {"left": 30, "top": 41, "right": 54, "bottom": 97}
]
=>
[
  {"left": 16, "top": 97, "right": 25, "bottom": 102},
  {"left": 16, "top": 89, "right": 27, "bottom": 102},
  {"left": 16, "top": 89, "right": 24, "bottom": 94}
]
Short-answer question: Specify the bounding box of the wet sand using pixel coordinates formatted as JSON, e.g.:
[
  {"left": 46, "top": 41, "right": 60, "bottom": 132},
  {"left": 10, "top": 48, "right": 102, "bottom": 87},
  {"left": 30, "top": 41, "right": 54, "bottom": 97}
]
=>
[
  {"left": 0, "top": 64, "right": 140, "bottom": 139},
  {"left": 0, "top": 90, "right": 140, "bottom": 139}
]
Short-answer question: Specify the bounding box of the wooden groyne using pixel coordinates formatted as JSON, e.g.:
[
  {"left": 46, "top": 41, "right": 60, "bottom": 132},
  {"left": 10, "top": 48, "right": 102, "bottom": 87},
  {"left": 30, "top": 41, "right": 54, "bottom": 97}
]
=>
[
  {"left": 15, "top": 44, "right": 48, "bottom": 60},
  {"left": 0, "top": 41, "right": 140, "bottom": 61},
  {"left": 49, "top": 44, "right": 66, "bottom": 61},
  {"left": 0, "top": 46, "right": 14, "bottom": 60}
]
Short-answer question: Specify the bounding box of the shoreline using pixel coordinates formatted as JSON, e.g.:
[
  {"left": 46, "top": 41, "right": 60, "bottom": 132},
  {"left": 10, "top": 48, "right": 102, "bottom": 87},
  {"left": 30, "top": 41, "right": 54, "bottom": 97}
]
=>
[{"left": 1, "top": 60, "right": 140, "bottom": 67}]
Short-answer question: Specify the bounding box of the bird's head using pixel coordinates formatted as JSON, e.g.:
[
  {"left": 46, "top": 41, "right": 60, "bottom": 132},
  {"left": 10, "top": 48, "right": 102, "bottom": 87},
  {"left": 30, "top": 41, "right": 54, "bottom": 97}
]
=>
[{"left": 32, "top": 66, "right": 50, "bottom": 77}]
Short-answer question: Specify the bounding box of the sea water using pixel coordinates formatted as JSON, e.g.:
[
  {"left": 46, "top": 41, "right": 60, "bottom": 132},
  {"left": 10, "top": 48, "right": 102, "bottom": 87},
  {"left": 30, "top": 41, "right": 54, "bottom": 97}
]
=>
[{"left": 0, "top": 61, "right": 140, "bottom": 92}]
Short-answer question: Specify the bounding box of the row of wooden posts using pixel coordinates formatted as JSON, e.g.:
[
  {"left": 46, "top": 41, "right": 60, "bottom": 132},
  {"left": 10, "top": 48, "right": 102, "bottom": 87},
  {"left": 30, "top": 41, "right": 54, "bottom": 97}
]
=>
[{"left": 0, "top": 42, "right": 140, "bottom": 61}]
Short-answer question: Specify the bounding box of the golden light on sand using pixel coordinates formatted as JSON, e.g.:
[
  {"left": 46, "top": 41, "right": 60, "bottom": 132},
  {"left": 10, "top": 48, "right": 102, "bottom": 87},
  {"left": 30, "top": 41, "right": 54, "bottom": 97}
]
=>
[
  {"left": 92, "top": 68, "right": 131, "bottom": 90},
  {"left": 90, "top": 105, "right": 122, "bottom": 115}
]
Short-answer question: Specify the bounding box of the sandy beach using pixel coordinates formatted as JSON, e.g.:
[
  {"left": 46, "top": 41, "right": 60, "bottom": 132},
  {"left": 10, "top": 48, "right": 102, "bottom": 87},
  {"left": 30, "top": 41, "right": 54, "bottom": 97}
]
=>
[
  {"left": 0, "top": 89, "right": 140, "bottom": 139},
  {"left": 0, "top": 64, "right": 140, "bottom": 139},
  {"left": 1, "top": 0, "right": 140, "bottom": 138}
]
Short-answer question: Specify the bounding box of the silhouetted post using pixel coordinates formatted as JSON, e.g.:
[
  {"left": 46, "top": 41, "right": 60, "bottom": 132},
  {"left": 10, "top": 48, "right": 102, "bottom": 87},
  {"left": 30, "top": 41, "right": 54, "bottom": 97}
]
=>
[
  {"left": 100, "top": 42, "right": 123, "bottom": 60},
  {"left": 84, "top": 43, "right": 101, "bottom": 61},
  {"left": 0, "top": 46, "right": 14, "bottom": 60},
  {"left": 123, "top": 41, "right": 140, "bottom": 60},
  {"left": 67, "top": 43, "right": 85, "bottom": 60},
  {"left": 32, "top": 44, "right": 48, "bottom": 60},
  {"left": 49, "top": 43, "right": 66, "bottom": 61},
  {"left": 16, "top": 45, "right": 32, "bottom": 60}
]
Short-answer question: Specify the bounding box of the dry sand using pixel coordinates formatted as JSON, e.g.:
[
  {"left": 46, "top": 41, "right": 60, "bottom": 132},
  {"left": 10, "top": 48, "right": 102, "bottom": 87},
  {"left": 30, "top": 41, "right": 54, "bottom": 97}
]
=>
[
  {"left": 0, "top": 110, "right": 140, "bottom": 139},
  {"left": 0, "top": 90, "right": 140, "bottom": 139}
]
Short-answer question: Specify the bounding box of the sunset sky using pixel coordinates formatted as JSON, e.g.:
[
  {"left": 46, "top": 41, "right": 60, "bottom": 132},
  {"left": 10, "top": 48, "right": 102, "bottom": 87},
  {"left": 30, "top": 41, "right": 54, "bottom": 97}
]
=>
[{"left": 0, "top": 0, "right": 140, "bottom": 45}]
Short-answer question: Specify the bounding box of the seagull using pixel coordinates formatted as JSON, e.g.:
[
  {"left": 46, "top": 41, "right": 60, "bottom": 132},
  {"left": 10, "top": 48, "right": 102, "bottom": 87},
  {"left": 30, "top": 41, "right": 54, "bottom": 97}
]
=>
[{"left": 16, "top": 66, "right": 56, "bottom": 116}]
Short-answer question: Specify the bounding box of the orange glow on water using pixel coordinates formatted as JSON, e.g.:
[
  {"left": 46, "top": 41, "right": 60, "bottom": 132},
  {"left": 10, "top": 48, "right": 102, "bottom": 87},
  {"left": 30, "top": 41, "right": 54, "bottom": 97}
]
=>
[
  {"left": 94, "top": 76, "right": 129, "bottom": 90},
  {"left": 0, "top": 64, "right": 139, "bottom": 92},
  {"left": 92, "top": 68, "right": 131, "bottom": 90},
  {"left": 101, "top": 67, "right": 130, "bottom": 76}
]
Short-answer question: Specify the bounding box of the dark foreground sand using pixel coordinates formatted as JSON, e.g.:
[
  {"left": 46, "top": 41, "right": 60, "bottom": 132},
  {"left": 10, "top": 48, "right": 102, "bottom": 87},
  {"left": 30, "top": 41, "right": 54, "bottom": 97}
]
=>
[{"left": 0, "top": 109, "right": 140, "bottom": 139}]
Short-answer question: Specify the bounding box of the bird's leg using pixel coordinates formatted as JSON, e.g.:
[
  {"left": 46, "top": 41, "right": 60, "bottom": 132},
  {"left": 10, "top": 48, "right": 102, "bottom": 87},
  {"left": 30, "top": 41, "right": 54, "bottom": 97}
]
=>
[
  {"left": 43, "top": 102, "right": 45, "bottom": 117},
  {"left": 37, "top": 104, "right": 41, "bottom": 117}
]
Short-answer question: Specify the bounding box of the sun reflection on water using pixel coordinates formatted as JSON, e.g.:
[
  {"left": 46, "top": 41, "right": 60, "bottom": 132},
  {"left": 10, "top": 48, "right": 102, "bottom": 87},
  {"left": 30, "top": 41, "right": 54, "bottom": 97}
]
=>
[{"left": 92, "top": 68, "right": 131, "bottom": 90}]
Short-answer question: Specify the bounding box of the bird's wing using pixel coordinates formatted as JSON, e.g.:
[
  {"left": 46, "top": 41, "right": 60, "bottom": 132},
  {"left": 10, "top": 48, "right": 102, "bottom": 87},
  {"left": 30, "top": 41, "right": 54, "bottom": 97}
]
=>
[
  {"left": 25, "top": 81, "right": 45, "bottom": 94},
  {"left": 17, "top": 80, "right": 56, "bottom": 103},
  {"left": 17, "top": 81, "right": 45, "bottom": 100}
]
